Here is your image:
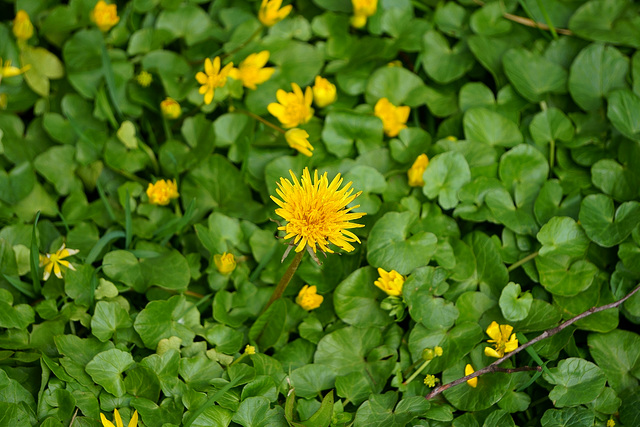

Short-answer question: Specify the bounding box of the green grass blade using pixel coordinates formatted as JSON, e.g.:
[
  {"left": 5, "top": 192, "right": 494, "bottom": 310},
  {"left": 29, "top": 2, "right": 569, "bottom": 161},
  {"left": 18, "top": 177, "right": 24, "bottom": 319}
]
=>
[
  {"left": 100, "top": 38, "right": 123, "bottom": 119},
  {"left": 30, "top": 211, "right": 41, "bottom": 295},
  {"left": 124, "top": 190, "right": 132, "bottom": 249},
  {"left": 85, "top": 230, "right": 126, "bottom": 265},
  {"left": 3, "top": 274, "right": 37, "bottom": 299},
  {"left": 533, "top": 0, "right": 558, "bottom": 39},
  {"left": 96, "top": 180, "right": 117, "bottom": 222}
]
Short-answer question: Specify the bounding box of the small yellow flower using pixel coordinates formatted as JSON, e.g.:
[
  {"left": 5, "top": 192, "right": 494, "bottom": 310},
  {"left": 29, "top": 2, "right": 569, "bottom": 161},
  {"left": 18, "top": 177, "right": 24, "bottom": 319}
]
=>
[
  {"left": 285, "top": 128, "right": 314, "bottom": 157},
  {"left": 465, "top": 364, "right": 477, "bottom": 388},
  {"left": 407, "top": 154, "right": 429, "bottom": 187},
  {"left": 91, "top": 1, "right": 120, "bottom": 32},
  {"left": 136, "top": 71, "right": 152, "bottom": 87},
  {"left": 13, "top": 10, "right": 34, "bottom": 41},
  {"left": 374, "top": 97, "right": 410, "bottom": 137},
  {"left": 214, "top": 252, "right": 236, "bottom": 275},
  {"left": 39, "top": 244, "right": 79, "bottom": 281},
  {"left": 259, "top": 0, "right": 293, "bottom": 27},
  {"left": 296, "top": 285, "right": 323, "bottom": 310},
  {"left": 434, "top": 346, "right": 443, "bottom": 357},
  {"left": 160, "top": 97, "right": 181, "bottom": 119},
  {"left": 244, "top": 345, "right": 256, "bottom": 355},
  {"left": 446, "top": 135, "right": 457, "bottom": 142},
  {"left": 312, "top": 76, "right": 337, "bottom": 108},
  {"left": 374, "top": 268, "right": 404, "bottom": 297},
  {"left": 0, "top": 58, "right": 29, "bottom": 79},
  {"left": 607, "top": 418, "right": 615, "bottom": 427},
  {"left": 268, "top": 83, "right": 314, "bottom": 129},
  {"left": 351, "top": 0, "right": 377, "bottom": 28},
  {"left": 146, "top": 179, "right": 179, "bottom": 206},
  {"left": 100, "top": 409, "right": 138, "bottom": 427},
  {"left": 484, "top": 321, "right": 519, "bottom": 358},
  {"left": 424, "top": 374, "right": 438, "bottom": 388},
  {"left": 271, "top": 168, "right": 365, "bottom": 253},
  {"left": 196, "top": 56, "right": 233, "bottom": 105},
  {"left": 229, "top": 51, "right": 274, "bottom": 90},
  {"left": 387, "top": 60, "right": 403, "bottom": 67}
]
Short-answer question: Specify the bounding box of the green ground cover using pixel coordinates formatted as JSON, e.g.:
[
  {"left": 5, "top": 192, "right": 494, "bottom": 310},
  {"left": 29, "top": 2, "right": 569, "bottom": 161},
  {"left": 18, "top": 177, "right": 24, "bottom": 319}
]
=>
[{"left": 1, "top": 0, "right": 640, "bottom": 426}]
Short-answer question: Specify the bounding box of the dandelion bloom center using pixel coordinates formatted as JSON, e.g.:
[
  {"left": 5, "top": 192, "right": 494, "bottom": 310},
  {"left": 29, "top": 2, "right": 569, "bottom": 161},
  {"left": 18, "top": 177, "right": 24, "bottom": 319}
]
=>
[{"left": 271, "top": 168, "right": 365, "bottom": 253}]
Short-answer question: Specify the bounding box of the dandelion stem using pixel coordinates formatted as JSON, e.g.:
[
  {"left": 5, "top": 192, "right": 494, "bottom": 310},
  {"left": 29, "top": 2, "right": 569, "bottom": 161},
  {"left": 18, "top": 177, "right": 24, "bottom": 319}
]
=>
[
  {"left": 236, "top": 108, "right": 286, "bottom": 134},
  {"left": 507, "top": 251, "right": 539, "bottom": 272},
  {"left": 403, "top": 359, "right": 431, "bottom": 386},
  {"left": 263, "top": 250, "right": 304, "bottom": 312},
  {"left": 425, "top": 282, "right": 640, "bottom": 400}
]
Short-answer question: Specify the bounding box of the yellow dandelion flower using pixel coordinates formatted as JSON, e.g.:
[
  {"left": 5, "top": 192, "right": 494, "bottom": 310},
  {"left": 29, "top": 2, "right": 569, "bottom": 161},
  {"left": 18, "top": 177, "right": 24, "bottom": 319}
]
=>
[
  {"left": 39, "top": 244, "right": 79, "bottom": 281},
  {"left": 196, "top": 56, "right": 233, "bottom": 105},
  {"left": 0, "top": 58, "right": 29, "bottom": 79},
  {"left": 160, "top": 97, "right": 181, "bottom": 119},
  {"left": 268, "top": 82, "right": 314, "bottom": 128},
  {"left": 407, "top": 154, "right": 429, "bottom": 187},
  {"left": 312, "top": 76, "right": 337, "bottom": 108},
  {"left": 270, "top": 168, "right": 365, "bottom": 253},
  {"left": 484, "top": 321, "right": 519, "bottom": 358},
  {"left": 259, "top": 0, "right": 293, "bottom": 27},
  {"left": 465, "top": 364, "right": 477, "bottom": 388},
  {"left": 374, "top": 268, "right": 404, "bottom": 296},
  {"left": 100, "top": 409, "right": 138, "bottom": 427},
  {"left": 136, "top": 71, "right": 152, "bottom": 87},
  {"left": 296, "top": 285, "right": 323, "bottom": 310},
  {"left": 285, "top": 128, "right": 313, "bottom": 157},
  {"left": 244, "top": 345, "right": 256, "bottom": 355},
  {"left": 91, "top": 1, "right": 120, "bottom": 32},
  {"left": 13, "top": 10, "right": 34, "bottom": 41},
  {"left": 146, "top": 179, "right": 179, "bottom": 206},
  {"left": 351, "top": 0, "right": 377, "bottom": 28},
  {"left": 374, "top": 97, "right": 410, "bottom": 137},
  {"left": 214, "top": 252, "right": 236, "bottom": 275},
  {"left": 229, "top": 51, "right": 275, "bottom": 90}
]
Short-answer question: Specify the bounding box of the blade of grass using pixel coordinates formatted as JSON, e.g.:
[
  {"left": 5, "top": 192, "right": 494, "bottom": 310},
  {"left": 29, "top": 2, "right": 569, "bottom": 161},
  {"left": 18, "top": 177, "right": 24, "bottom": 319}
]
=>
[
  {"left": 100, "top": 38, "right": 123, "bottom": 119},
  {"left": 124, "top": 190, "right": 132, "bottom": 249},
  {"left": 182, "top": 376, "right": 246, "bottom": 427},
  {"left": 96, "top": 180, "right": 117, "bottom": 222},
  {"left": 3, "top": 275, "right": 37, "bottom": 299},
  {"left": 517, "top": 332, "right": 553, "bottom": 377},
  {"left": 155, "top": 199, "right": 196, "bottom": 245},
  {"left": 533, "top": 0, "right": 558, "bottom": 39},
  {"left": 515, "top": 0, "right": 553, "bottom": 40},
  {"left": 30, "top": 211, "right": 41, "bottom": 295},
  {"left": 85, "top": 230, "right": 125, "bottom": 265}
]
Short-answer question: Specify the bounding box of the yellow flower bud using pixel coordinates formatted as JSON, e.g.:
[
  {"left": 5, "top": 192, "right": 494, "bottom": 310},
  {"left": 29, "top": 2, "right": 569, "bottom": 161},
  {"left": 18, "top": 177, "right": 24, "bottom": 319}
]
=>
[
  {"left": 214, "top": 252, "right": 236, "bottom": 275},
  {"left": 244, "top": 345, "right": 256, "bottom": 355},
  {"left": 434, "top": 346, "right": 443, "bottom": 357},
  {"left": 351, "top": 0, "right": 377, "bottom": 28},
  {"left": 465, "top": 364, "right": 477, "bottom": 388},
  {"left": 296, "top": 285, "right": 323, "bottom": 311},
  {"left": 160, "top": 97, "right": 181, "bottom": 120},
  {"left": 407, "top": 154, "right": 429, "bottom": 187},
  {"left": 424, "top": 374, "right": 438, "bottom": 388},
  {"left": 374, "top": 268, "right": 404, "bottom": 297},
  {"left": 285, "top": 128, "right": 314, "bottom": 157},
  {"left": 136, "top": 71, "right": 152, "bottom": 87},
  {"left": 91, "top": 1, "right": 120, "bottom": 32},
  {"left": 13, "top": 10, "right": 34, "bottom": 41},
  {"left": 146, "top": 179, "right": 179, "bottom": 205},
  {"left": 312, "top": 76, "right": 337, "bottom": 108}
]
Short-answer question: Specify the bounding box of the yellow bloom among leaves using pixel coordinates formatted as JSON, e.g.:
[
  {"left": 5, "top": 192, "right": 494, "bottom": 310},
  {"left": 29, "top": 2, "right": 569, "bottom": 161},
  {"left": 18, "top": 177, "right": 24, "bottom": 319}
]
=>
[
  {"left": 424, "top": 374, "right": 438, "bottom": 388},
  {"left": 39, "top": 244, "right": 79, "bottom": 281},
  {"left": 100, "top": 409, "right": 138, "bottom": 427},
  {"left": 13, "top": 10, "right": 34, "bottom": 41},
  {"left": 374, "top": 97, "right": 410, "bottom": 137},
  {"left": 271, "top": 168, "right": 365, "bottom": 253},
  {"left": 91, "top": 1, "right": 120, "bottom": 32},
  {"left": 296, "top": 285, "right": 323, "bottom": 310},
  {"left": 259, "top": 0, "right": 293, "bottom": 27},
  {"left": 196, "top": 56, "right": 233, "bottom": 105},
  {"left": 407, "top": 154, "right": 429, "bottom": 187},
  {"left": 229, "top": 51, "right": 274, "bottom": 90},
  {"left": 351, "top": 0, "right": 377, "bottom": 28},
  {"left": 244, "top": 345, "right": 256, "bottom": 355},
  {"left": 160, "top": 97, "right": 181, "bottom": 119},
  {"left": 146, "top": 179, "right": 179, "bottom": 206},
  {"left": 214, "top": 252, "right": 236, "bottom": 275},
  {"left": 465, "top": 364, "right": 477, "bottom": 388},
  {"left": 374, "top": 268, "right": 404, "bottom": 297},
  {"left": 285, "top": 128, "right": 314, "bottom": 157},
  {"left": 484, "top": 321, "right": 519, "bottom": 358},
  {"left": 312, "top": 76, "right": 337, "bottom": 108},
  {"left": 136, "top": 71, "right": 152, "bottom": 87},
  {"left": 607, "top": 418, "right": 615, "bottom": 427},
  {"left": 0, "top": 58, "right": 29, "bottom": 79},
  {"left": 268, "top": 83, "right": 314, "bottom": 129}
]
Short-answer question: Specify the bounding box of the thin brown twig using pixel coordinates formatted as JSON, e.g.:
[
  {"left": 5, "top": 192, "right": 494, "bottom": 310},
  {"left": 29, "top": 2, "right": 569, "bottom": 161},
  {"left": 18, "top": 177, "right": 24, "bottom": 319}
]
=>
[
  {"left": 426, "top": 282, "right": 640, "bottom": 400},
  {"left": 493, "top": 366, "right": 542, "bottom": 374},
  {"left": 472, "top": 0, "right": 573, "bottom": 35}
]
